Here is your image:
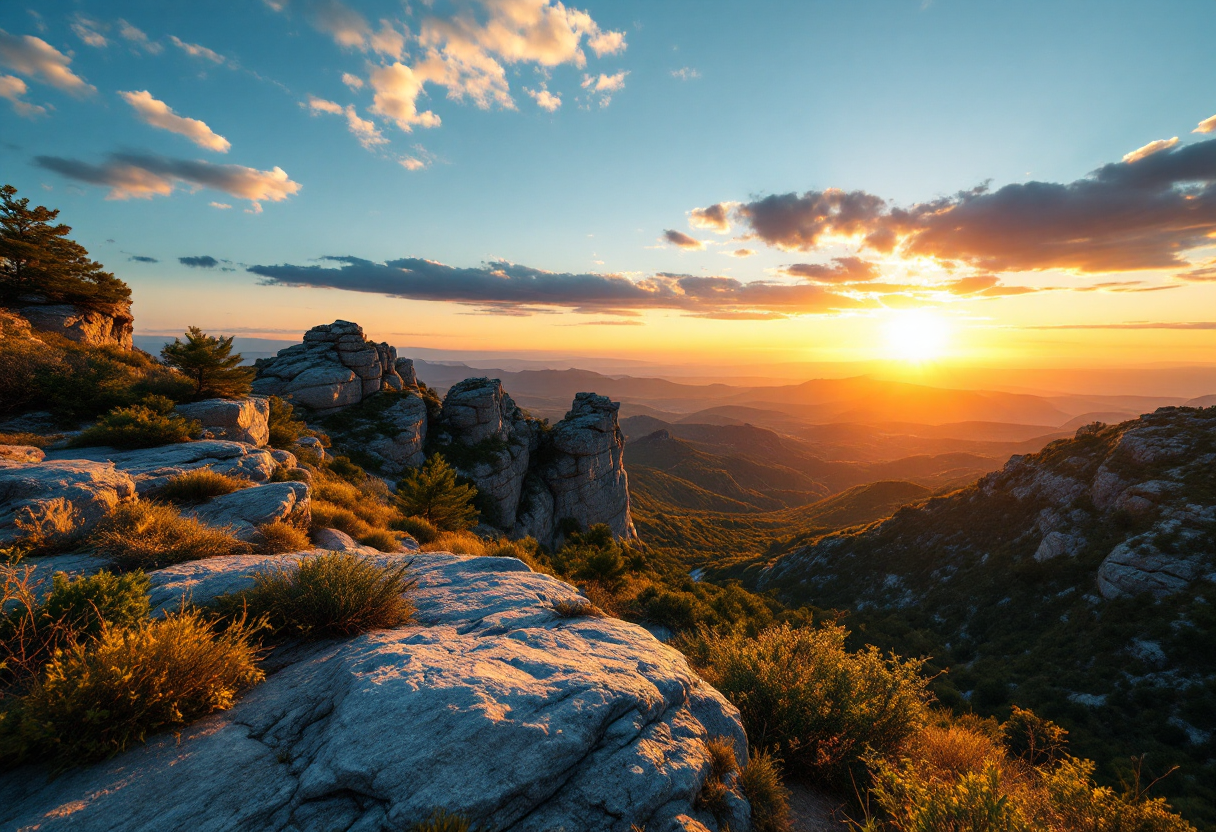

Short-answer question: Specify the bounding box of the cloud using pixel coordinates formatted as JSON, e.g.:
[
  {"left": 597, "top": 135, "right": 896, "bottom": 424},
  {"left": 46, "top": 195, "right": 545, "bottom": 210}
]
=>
[
  {"left": 305, "top": 0, "right": 372, "bottom": 49},
  {"left": 120, "top": 91, "right": 231, "bottom": 152},
  {"left": 399, "top": 156, "right": 427, "bottom": 171},
  {"left": 118, "top": 21, "right": 162, "bottom": 54},
  {"left": 671, "top": 67, "right": 699, "bottom": 80},
  {"left": 727, "top": 248, "right": 755, "bottom": 258},
  {"left": 663, "top": 230, "right": 705, "bottom": 250},
  {"left": 341, "top": 72, "right": 363, "bottom": 89},
  {"left": 0, "top": 30, "right": 94, "bottom": 94},
  {"left": 715, "top": 137, "right": 1216, "bottom": 273},
  {"left": 0, "top": 74, "right": 45, "bottom": 117},
  {"left": 209, "top": 201, "right": 232, "bottom": 209},
  {"left": 179, "top": 255, "right": 219, "bottom": 268},
  {"left": 525, "top": 86, "right": 561, "bottom": 111},
  {"left": 169, "top": 35, "right": 225, "bottom": 64},
  {"left": 128, "top": 254, "right": 158, "bottom": 263},
  {"left": 782, "top": 256, "right": 880, "bottom": 283},
  {"left": 1195, "top": 114, "right": 1216, "bottom": 134},
  {"left": 247, "top": 255, "right": 867, "bottom": 317},
  {"left": 369, "top": 63, "right": 441, "bottom": 131},
  {"left": 306, "top": 95, "right": 387, "bottom": 148},
  {"left": 1122, "top": 137, "right": 1178, "bottom": 163},
  {"left": 689, "top": 202, "right": 732, "bottom": 233},
  {"left": 580, "top": 70, "right": 627, "bottom": 106},
  {"left": 71, "top": 17, "right": 108, "bottom": 48},
  {"left": 35, "top": 152, "right": 301, "bottom": 210}
]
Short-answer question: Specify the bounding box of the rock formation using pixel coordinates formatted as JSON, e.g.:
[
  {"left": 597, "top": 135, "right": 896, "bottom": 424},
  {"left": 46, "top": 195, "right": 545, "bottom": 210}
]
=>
[
  {"left": 363, "top": 393, "right": 428, "bottom": 474},
  {"left": 184, "top": 481, "right": 311, "bottom": 541},
  {"left": 46, "top": 440, "right": 278, "bottom": 495},
  {"left": 11, "top": 301, "right": 134, "bottom": 350},
  {"left": 0, "top": 457, "right": 136, "bottom": 544},
  {"left": 252, "top": 321, "right": 404, "bottom": 413},
  {"left": 1, "top": 545, "right": 750, "bottom": 832},
  {"left": 175, "top": 398, "right": 271, "bottom": 447}
]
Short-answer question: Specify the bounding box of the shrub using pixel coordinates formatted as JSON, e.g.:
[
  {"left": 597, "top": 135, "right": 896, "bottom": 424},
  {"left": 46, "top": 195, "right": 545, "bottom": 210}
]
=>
[
  {"left": 396, "top": 455, "right": 479, "bottom": 531},
  {"left": 9, "top": 500, "right": 84, "bottom": 555},
  {"left": 0, "top": 608, "right": 263, "bottom": 768},
  {"left": 88, "top": 501, "right": 251, "bottom": 570},
  {"left": 408, "top": 810, "right": 479, "bottom": 832},
  {"left": 739, "top": 750, "right": 792, "bottom": 832},
  {"left": 550, "top": 598, "right": 605, "bottom": 618},
  {"left": 396, "top": 515, "right": 439, "bottom": 544},
  {"left": 266, "top": 395, "right": 309, "bottom": 449},
  {"left": 698, "top": 735, "right": 740, "bottom": 818},
  {"left": 357, "top": 528, "right": 401, "bottom": 553},
  {"left": 421, "top": 530, "right": 488, "bottom": 555},
  {"left": 254, "top": 521, "right": 311, "bottom": 555},
  {"left": 214, "top": 552, "right": 415, "bottom": 639},
  {"left": 687, "top": 623, "right": 932, "bottom": 788},
  {"left": 1001, "top": 706, "right": 1068, "bottom": 770},
  {"left": 160, "top": 327, "right": 255, "bottom": 400},
  {"left": 310, "top": 499, "right": 373, "bottom": 539},
  {"left": 0, "top": 431, "right": 57, "bottom": 448},
  {"left": 869, "top": 759, "right": 1030, "bottom": 832},
  {"left": 152, "top": 468, "right": 251, "bottom": 503},
  {"left": 70, "top": 404, "right": 198, "bottom": 449},
  {"left": 39, "top": 570, "right": 150, "bottom": 642}
]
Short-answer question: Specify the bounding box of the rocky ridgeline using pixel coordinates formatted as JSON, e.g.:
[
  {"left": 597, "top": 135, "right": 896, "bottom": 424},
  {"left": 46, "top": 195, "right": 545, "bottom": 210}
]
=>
[
  {"left": 2, "top": 301, "right": 134, "bottom": 349},
  {"left": 254, "top": 322, "right": 636, "bottom": 546}
]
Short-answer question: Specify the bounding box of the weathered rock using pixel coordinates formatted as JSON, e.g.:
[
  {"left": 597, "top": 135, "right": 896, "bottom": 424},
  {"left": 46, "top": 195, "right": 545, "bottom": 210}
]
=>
[
  {"left": 512, "top": 472, "right": 555, "bottom": 542},
  {"left": 16, "top": 301, "right": 134, "bottom": 349},
  {"left": 1, "top": 551, "right": 749, "bottom": 832},
  {"left": 45, "top": 440, "right": 277, "bottom": 495},
  {"left": 252, "top": 321, "right": 404, "bottom": 413},
  {"left": 1097, "top": 521, "right": 1211, "bottom": 599},
  {"left": 438, "top": 378, "right": 534, "bottom": 529},
  {"left": 539, "top": 392, "right": 636, "bottom": 546},
  {"left": 362, "top": 393, "right": 428, "bottom": 475},
  {"left": 269, "top": 449, "right": 298, "bottom": 467},
  {"left": 293, "top": 436, "right": 329, "bottom": 461},
  {"left": 394, "top": 357, "right": 418, "bottom": 388},
  {"left": 0, "top": 459, "right": 136, "bottom": 544},
  {"left": 1034, "top": 530, "right": 1084, "bottom": 562},
  {"left": 175, "top": 398, "right": 271, "bottom": 447},
  {"left": 311, "top": 527, "right": 379, "bottom": 554},
  {"left": 0, "top": 445, "right": 45, "bottom": 463},
  {"left": 186, "top": 482, "right": 310, "bottom": 540}
]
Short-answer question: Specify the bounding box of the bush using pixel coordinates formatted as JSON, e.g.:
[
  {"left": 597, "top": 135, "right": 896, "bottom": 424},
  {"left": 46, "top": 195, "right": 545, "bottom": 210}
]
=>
[
  {"left": 357, "top": 528, "right": 401, "bottom": 553},
  {"left": 8, "top": 500, "right": 85, "bottom": 555},
  {"left": 396, "top": 515, "right": 439, "bottom": 544},
  {"left": 408, "top": 810, "right": 479, "bottom": 832},
  {"left": 421, "top": 530, "right": 488, "bottom": 555},
  {"left": 1001, "top": 705, "right": 1068, "bottom": 770},
  {"left": 70, "top": 404, "right": 198, "bottom": 449},
  {"left": 254, "top": 521, "right": 311, "bottom": 555},
  {"left": 160, "top": 327, "right": 255, "bottom": 400},
  {"left": 550, "top": 598, "right": 605, "bottom": 618},
  {"left": 88, "top": 501, "right": 251, "bottom": 570},
  {"left": 698, "top": 735, "right": 740, "bottom": 818},
  {"left": 266, "top": 395, "right": 309, "bottom": 449},
  {"left": 396, "top": 455, "right": 479, "bottom": 531},
  {"left": 214, "top": 552, "right": 415, "bottom": 639},
  {"left": 39, "top": 570, "right": 150, "bottom": 642},
  {"left": 152, "top": 468, "right": 251, "bottom": 503},
  {"left": 0, "top": 608, "right": 263, "bottom": 769},
  {"left": 685, "top": 623, "right": 932, "bottom": 788},
  {"left": 739, "top": 750, "right": 792, "bottom": 832}
]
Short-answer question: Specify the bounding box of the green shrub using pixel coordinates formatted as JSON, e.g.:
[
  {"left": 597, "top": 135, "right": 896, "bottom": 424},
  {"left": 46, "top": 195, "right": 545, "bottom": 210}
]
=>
[
  {"left": 152, "top": 468, "right": 251, "bottom": 503},
  {"left": 266, "top": 395, "right": 309, "bottom": 449},
  {"left": 254, "top": 521, "right": 311, "bottom": 555},
  {"left": 70, "top": 405, "right": 198, "bottom": 449},
  {"left": 739, "top": 750, "right": 792, "bottom": 832},
  {"left": 0, "top": 608, "right": 263, "bottom": 769},
  {"left": 686, "top": 623, "right": 932, "bottom": 788},
  {"left": 88, "top": 501, "right": 251, "bottom": 570},
  {"left": 214, "top": 552, "right": 415, "bottom": 639},
  {"left": 408, "top": 809, "right": 479, "bottom": 832},
  {"left": 396, "top": 515, "right": 439, "bottom": 544},
  {"left": 1001, "top": 705, "right": 1068, "bottom": 770},
  {"left": 396, "top": 455, "right": 479, "bottom": 531},
  {"left": 39, "top": 570, "right": 150, "bottom": 642},
  {"left": 160, "top": 327, "right": 255, "bottom": 400}
]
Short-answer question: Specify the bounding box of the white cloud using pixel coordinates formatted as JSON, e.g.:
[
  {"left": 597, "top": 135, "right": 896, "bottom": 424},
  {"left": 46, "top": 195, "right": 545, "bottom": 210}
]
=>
[
  {"left": 209, "top": 201, "right": 233, "bottom": 209},
  {"left": 169, "top": 35, "right": 225, "bottom": 64},
  {"left": 306, "top": 0, "right": 372, "bottom": 49},
  {"left": 341, "top": 72, "right": 363, "bottom": 89},
  {"left": 581, "top": 70, "right": 627, "bottom": 106},
  {"left": 0, "top": 74, "right": 46, "bottom": 117},
  {"left": 399, "top": 156, "right": 426, "bottom": 171},
  {"left": 118, "top": 20, "right": 162, "bottom": 54},
  {"left": 0, "top": 29, "right": 95, "bottom": 94},
  {"left": 71, "top": 17, "right": 108, "bottom": 48},
  {"left": 369, "top": 20, "right": 406, "bottom": 59},
  {"left": 671, "top": 67, "right": 699, "bottom": 80},
  {"left": 1122, "top": 136, "right": 1178, "bottom": 163},
  {"left": 307, "top": 95, "right": 388, "bottom": 148},
  {"left": 1195, "top": 114, "right": 1216, "bottom": 134},
  {"left": 525, "top": 86, "right": 561, "bottom": 111},
  {"left": 120, "top": 90, "right": 231, "bottom": 152},
  {"left": 369, "top": 63, "right": 441, "bottom": 132}
]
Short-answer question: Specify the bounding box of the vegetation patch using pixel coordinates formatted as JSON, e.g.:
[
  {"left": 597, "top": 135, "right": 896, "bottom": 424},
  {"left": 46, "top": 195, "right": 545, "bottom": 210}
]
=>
[
  {"left": 88, "top": 501, "right": 251, "bottom": 570},
  {"left": 151, "top": 468, "right": 252, "bottom": 503},
  {"left": 397, "top": 455, "right": 480, "bottom": 531},
  {"left": 738, "top": 749, "right": 792, "bottom": 832},
  {"left": 254, "top": 521, "right": 311, "bottom": 555},
  {"left": 70, "top": 402, "right": 199, "bottom": 449}
]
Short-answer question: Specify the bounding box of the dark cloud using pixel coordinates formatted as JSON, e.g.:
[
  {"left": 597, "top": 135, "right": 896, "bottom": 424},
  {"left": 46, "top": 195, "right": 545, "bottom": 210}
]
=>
[
  {"left": 663, "top": 229, "right": 705, "bottom": 250},
  {"left": 128, "top": 254, "right": 158, "bottom": 263},
  {"left": 180, "top": 255, "right": 219, "bottom": 268},
  {"left": 781, "top": 256, "right": 879, "bottom": 283},
  {"left": 717, "top": 138, "right": 1216, "bottom": 274},
  {"left": 247, "top": 256, "right": 868, "bottom": 317}
]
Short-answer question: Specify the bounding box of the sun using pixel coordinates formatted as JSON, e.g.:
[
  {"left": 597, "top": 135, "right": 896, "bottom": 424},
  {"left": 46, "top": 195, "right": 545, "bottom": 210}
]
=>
[{"left": 882, "top": 310, "right": 950, "bottom": 362}]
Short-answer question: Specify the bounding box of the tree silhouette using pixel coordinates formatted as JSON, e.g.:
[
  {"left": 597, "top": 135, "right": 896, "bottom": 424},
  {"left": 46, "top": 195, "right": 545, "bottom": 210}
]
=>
[{"left": 160, "top": 327, "right": 256, "bottom": 400}]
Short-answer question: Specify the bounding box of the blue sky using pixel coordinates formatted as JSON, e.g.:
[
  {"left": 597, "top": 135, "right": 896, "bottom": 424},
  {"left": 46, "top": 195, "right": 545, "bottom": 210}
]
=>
[{"left": 2, "top": 1, "right": 1215, "bottom": 367}]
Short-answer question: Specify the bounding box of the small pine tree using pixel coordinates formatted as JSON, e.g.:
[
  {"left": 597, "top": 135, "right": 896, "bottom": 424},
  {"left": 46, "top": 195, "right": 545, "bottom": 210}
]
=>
[
  {"left": 160, "top": 327, "right": 256, "bottom": 400},
  {"left": 396, "top": 455, "right": 480, "bottom": 531},
  {"left": 0, "top": 184, "right": 131, "bottom": 309}
]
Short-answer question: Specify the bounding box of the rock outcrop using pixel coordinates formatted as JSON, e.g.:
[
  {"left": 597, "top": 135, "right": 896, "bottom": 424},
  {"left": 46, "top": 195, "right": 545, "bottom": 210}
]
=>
[
  {"left": 252, "top": 321, "right": 404, "bottom": 413},
  {"left": 0, "top": 444, "right": 45, "bottom": 464},
  {"left": 13, "top": 301, "right": 134, "bottom": 349},
  {"left": 175, "top": 398, "right": 271, "bottom": 447},
  {"left": 0, "top": 459, "right": 136, "bottom": 544},
  {"left": 185, "top": 481, "right": 311, "bottom": 540},
  {"left": 363, "top": 393, "right": 428, "bottom": 475},
  {"left": 1, "top": 550, "right": 750, "bottom": 832},
  {"left": 46, "top": 440, "right": 278, "bottom": 495}
]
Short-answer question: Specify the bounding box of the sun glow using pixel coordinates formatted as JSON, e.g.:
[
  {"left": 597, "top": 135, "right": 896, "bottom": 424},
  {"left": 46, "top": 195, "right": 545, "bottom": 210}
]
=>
[{"left": 882, "top": 310, "right": 950, "bottom": 362}]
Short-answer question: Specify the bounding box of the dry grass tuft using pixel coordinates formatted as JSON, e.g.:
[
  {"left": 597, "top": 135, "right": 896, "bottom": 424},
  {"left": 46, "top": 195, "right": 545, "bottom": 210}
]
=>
[
  {"left": 254, "top": 521, "right": 311, "bottom": 555},
  {"left": 151, "top": 469, "right": 251, "bottom": 504},
  {"left": 88, "top": 501, "right": 251, "bottom": 570}
]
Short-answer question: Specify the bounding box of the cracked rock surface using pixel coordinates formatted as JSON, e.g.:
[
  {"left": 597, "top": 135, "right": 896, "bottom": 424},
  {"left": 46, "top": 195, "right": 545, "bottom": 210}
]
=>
[{"left": 1, "top": 551, "right": 749, "bottom": 832}]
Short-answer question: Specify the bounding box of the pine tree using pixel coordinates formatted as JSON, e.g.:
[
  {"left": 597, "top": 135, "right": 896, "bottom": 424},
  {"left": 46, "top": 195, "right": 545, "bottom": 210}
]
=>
[
  {"left": 0, "top": 184, "right": 131, "bottom": 310},
  {"left": 160, "top": 327, "right": 256, "bottom": 400},
  {"left": 396, "top": 455, "right": 480, "bottom": 531}
]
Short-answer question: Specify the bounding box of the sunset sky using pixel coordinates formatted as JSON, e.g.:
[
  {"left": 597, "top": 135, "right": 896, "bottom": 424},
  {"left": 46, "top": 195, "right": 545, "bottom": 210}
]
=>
[{"left": 3, "top": 0, "right": 1215, "bottom": 370}]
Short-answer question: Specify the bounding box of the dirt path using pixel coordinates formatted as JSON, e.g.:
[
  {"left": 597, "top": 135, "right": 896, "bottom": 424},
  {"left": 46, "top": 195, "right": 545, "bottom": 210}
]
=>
[{"left": 787, "top": 780, "right": 852, "bottom": 831}]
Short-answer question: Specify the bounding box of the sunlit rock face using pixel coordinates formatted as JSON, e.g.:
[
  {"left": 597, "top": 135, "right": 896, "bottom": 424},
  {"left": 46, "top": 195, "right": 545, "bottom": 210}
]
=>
[
  {"left": 175, "top": 398, "right": 271, "bottom": 447},
  {"left": 15, "top": 301, "right": 134, "bottom": 350},
  {"left": 251, "top": 321, "right": 404, "bottom": 413},
  {"left": 0, "top": 548, "right": 749, "bottom": 832}
]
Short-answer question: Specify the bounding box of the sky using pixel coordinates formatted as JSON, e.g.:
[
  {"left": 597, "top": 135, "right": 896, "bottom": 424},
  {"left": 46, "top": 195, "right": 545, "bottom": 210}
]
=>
[{"left": 2, "top": 0, "right": 1216, "bottom": 372}]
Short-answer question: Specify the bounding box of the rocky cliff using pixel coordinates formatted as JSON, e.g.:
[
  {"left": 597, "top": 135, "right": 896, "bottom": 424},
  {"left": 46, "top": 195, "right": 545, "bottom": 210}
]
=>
[{"left": 1, "top": 301, "right": 133, "bottom": 349}]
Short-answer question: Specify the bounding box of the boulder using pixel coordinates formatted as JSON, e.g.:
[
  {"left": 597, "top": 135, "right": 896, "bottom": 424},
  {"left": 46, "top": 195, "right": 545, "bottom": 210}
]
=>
[
  {"left": 1, "top": 552, "right": 749, "bottom": 832},
  {"left": 45, "top": 441, "right": 277, "bottom": 495},
  {"left": 16, "top": 301, "right": 134, "bottom": 350},
  {"left": 1097, "top": 526, "right": 1209, "bottom": 599},
  {"left": 175, "top": 398, "right": 271, "bottom": 447},
  {"left": 0, "top": 445, "right": 45, "bottom": 464},
  {"left": 252, "top": 321, "right": 404, "bottom": 413},
  {"left": 1034, "top": 531, "right": 1084, "bottom": 562},
  {"left": 0, "top": 459, "right": 136, "bottom": 544},
  {"left": 361, "top": 394, "right": 428, "bottom": 476},
  {"left": 394, "top": 357, "right": 418, "bottom": 388},
  {"left": 186, "top": 482, "right": 310, "bottom": 541}
]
